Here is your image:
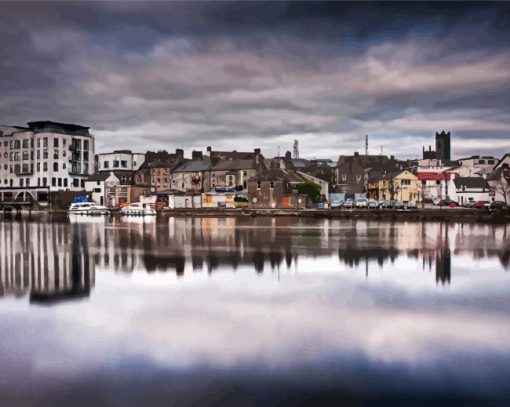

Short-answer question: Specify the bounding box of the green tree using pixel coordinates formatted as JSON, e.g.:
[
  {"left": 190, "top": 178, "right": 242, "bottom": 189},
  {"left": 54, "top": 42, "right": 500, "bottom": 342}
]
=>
[{"left": 296, "top": 181, "right": 322, "bottom": 203}]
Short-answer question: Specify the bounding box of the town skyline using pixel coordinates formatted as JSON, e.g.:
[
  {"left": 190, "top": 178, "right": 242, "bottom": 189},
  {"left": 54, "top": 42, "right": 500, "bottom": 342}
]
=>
[{"left": 1, "top": 1, "right": 510, "bottom": 159}]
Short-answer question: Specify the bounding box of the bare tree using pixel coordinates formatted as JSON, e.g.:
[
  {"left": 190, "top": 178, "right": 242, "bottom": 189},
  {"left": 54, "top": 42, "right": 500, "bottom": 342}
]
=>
[{"left": 491, "top": 166, "right": 510, "bottom": 204}]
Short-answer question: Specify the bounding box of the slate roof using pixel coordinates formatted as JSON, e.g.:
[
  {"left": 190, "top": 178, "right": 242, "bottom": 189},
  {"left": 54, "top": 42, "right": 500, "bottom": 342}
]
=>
[
  {"left": 211, "top": 159, "right": 256, "bottom": 171},
  {"left": 86, "top": 172, "right": 111, "bottom": 182},
  {"left": 453, "top": 177, "right": 489, "bottom": 189},
  {"left": 173, "top": 157, "right": 212, "bottom": 173},
  {"left": 249, "top": 168, "right": 305, "bottom": 183}
]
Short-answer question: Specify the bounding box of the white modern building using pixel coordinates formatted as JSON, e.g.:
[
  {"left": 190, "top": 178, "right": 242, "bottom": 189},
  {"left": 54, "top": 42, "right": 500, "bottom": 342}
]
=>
[
  {"left": 96, "top": 150, "right": 145, "bottom": 172},
  {"left": 0, "top": 121, "right": 94, "bottom": 201},
  {"left": 457, "top": 155, "right": 497, "bottom": 178}
]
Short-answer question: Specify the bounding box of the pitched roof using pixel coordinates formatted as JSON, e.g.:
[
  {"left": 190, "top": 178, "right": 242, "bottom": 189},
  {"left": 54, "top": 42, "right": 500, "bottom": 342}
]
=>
[
  {"left": 86, "top": 172, "right": 111, "bottom": 182},
  {"left": 173, "top": 157, "right": 212, "bottom": 173},
  {"left": 211, "top": 159, "right": 257, "bottom": 171},
  {"left": 416, "top": 172, "right": 446, "bottom": 181},
  {"left": 250, "top": 168, "right": 305, "bottom": 183},
  {"left": 453, "top": 177, "right": 489, "bottom": 189}
]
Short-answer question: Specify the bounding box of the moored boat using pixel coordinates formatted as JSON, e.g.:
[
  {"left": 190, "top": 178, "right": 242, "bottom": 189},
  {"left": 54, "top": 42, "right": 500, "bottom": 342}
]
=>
[
  {"left": 68, "top": 202, "right": 110, "bottom": 215},
  {"left": 120, "top": 202, "right": 156, "bottom": 216}
]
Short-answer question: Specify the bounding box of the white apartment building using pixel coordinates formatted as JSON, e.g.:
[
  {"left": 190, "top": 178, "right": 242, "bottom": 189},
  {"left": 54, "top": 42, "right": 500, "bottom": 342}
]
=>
[
  {"left": 0, "top": 121, "right": 94, "bottom": 200},
  {"left": 96, "top": 150, "right": 145, "bottom": 172}
]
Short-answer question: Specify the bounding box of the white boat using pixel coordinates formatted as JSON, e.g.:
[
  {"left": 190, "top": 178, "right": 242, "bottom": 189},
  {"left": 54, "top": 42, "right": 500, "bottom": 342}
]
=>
[
  {"left": 68, "top": 202, "right": 110, "bottom": 215},
  {"left": 120, "top": 202, "right": 157, "bottom": 216}
]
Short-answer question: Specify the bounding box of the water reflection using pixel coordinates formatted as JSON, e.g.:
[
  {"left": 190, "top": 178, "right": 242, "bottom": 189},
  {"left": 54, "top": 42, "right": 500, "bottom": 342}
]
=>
[
  {"left": 0, "top": 221, "right": 94, "bottom": 304},
  {"left": 1, "top": 217, "right": 509, "bottom": 304}
]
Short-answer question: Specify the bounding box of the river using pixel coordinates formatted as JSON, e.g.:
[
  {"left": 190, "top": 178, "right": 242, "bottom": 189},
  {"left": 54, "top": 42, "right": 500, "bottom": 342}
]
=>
[{"left": 0, "top": 216, "right": 509, "bottom": 405}]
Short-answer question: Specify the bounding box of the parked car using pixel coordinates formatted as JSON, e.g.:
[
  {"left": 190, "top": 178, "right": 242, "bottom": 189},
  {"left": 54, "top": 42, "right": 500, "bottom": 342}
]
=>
[
  {"left": 343, "top": 199, "right": 354, "bottom": 209},
  {"left": 463, "top": 200, "right": 476, "bottom": 208},
  {"left": 378, "top": 200, "right": 391, "bottom": 209},
  {"left": 438, "top": 199, "right": 458, "bottom": 207},
  {"left": 406, "top": 201, "right": 417, "bottom": 209},
  {"left": 330, "top": 200, "right": 344, "bottom": 209},
  {"left": 355, "top": 198, "right": 368, "bottom": 208},
  {"left": 475, "top": 200, "right": 490, "bottom": 209},
  {"left": 368, "top": 199, "right": 379, "bottom": 209},
  {"left": 490, "top": 201, "right": 508, "bottom": 210},
  {"left": 393, "top": 200, "right": 404, "bottom": 209}
]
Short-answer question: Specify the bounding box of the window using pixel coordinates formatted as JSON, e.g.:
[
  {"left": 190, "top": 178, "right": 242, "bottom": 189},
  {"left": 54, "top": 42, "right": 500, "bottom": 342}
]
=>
[
  {"left": 42, "top": 178, "right": 47, "bottom": 186},
  {"left": 22, "top": 151, "right": 29, "bottom": 160},
  {"left": 402, "top": 179, "right": 411, "bottom": 185},
  {"left": 37, "top": 138, "right": 40, "bottom": 147},
  {"left": 43, "top": 150, "right": 48, "bottom": 159},
  {"left": 26, "top": 178, "right": 30, "bottom": 186},
  {"left": 341, "top": 173, "right": 347, "bottom": 182},
  {"left": 94, "top": 188, "right": 101, "bottom": 193},
  {"left": 22, "top": 139, "right": 29, "bottom": 148},
  {"left": 53, "top": 163, "right": 58, "bottom": 171},
  {"left": 37, "top": 163, "right": 40, "bottom": 172},
  {"left": 54, "top": 138, "right": 59, "bottom": 148},
  {"left": 113, "top": 160, "right": 119, "bottom": 168},
  {"left": 20, "top": 179, "right": 23, "bottom": 187},
  {"left": 52, "top": 178, "right": 56, "bottom": 187},
  {"left": 64, "top": 179, "right": 68, "bottom": 188},
  {"left": 436, "top": 180, "right": 441, "bottom": 185},
  {"left": 13, "top": 140, "right": 20, "bottom": 149},
  {"left": 83, "top": 152, "right": 89, "bottom": 161},
  {"left": 104, "top": 161, "right": 110, "bottom": 169},
  {"left": 14, "top": 152, "right": 20, "bottom": 161},
  {"left": 121, "top": 160, "right": 128, "bottom": 168},
  {"left": 43, "top": 138, "right": 48, "bottom": 148},
  {"left": 243, "top": 171, "right": 247, "bottom": 176},
  {"left": 37, "top": 150, "right": 40, "bottom": 159},
  {"left": 58, "top": 178, "right": 62, "bottom": 187},
  {"left": 73, "top": 178, "right": 79, "bottom": 187},
  {"left": 257, "top": 181, "right": 261, "bottom": 189},
  {"left": 54, "top": 150, "right": 59, "bottom": 159},
  {"left": 83, "top": 140, "right": 89, "bottom": 150},
  {"left": 43, "top": 162, "right": 48, "bottom": 171},
  {"left": 81, "top": 180, "right": 85, "bottom": 188},
  {"left": 63, "top": 163, "right": 66, "bottom": 170}
]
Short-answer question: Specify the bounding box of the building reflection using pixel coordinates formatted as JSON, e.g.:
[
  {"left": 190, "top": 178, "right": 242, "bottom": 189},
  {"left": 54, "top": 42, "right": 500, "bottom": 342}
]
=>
[
  {"left": 0, "top": 221, "right": 94, "bottom": 304},
  {"left": 0, "top": 217, "right": 508, "bottom": 302}
]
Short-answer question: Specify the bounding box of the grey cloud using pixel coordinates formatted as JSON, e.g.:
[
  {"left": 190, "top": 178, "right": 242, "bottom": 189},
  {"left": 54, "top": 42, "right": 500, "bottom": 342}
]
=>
[{"left": 1, "top": 2, "right": 510, "bottom": 158}]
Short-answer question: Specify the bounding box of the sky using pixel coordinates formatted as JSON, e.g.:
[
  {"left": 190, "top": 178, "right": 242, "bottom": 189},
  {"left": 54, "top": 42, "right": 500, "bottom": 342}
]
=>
[{"left": 0, "top": 1, "right": 509, "bottom": 160}]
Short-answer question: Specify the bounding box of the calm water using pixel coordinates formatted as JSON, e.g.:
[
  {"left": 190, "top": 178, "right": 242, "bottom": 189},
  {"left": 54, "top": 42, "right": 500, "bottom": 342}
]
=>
[{"left": 1, "top": 216, "right": 510, "bottom": 405}]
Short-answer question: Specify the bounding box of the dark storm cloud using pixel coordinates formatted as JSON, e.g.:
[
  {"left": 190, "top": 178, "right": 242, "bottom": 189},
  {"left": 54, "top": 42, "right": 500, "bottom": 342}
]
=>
[{"left": 0, "top": 1, "right": 509, "bottom": 158}]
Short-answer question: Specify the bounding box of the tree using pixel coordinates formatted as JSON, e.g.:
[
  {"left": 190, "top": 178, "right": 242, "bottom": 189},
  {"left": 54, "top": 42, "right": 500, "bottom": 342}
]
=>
[
  {"left": 490, "top": 165, "right": 510, "bottom": 204},
  {"left": 296, "top": 181, "right": 322, "bottom": 204}
]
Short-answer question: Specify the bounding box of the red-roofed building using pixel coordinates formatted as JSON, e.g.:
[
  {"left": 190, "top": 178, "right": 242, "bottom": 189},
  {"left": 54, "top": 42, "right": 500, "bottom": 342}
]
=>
[{"left": 417, "top": 172, "right": 449, "bottom": 201}]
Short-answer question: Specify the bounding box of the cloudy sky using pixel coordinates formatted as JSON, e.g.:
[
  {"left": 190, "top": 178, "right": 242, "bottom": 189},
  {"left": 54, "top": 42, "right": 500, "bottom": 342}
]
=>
[{"left": 1, "top": 1, "right": 509, "bottom": 159}]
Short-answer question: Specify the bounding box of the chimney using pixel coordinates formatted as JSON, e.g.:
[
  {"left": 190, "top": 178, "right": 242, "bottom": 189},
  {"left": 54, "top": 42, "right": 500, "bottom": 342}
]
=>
[
  {"left": 176, "top": 148, "right": 184, "bottom": 161},
  {"left": 192, "top": 150, "right": 203, "bottom": 160},
  {"left": 354, "top": 151, "right": 359, "bottom": 157},
  {"left": 254, "top": 148, "right": 261, "bottom": 155},
  {"left": 285, "top": 151, "right": 291, "bottom": 161}
]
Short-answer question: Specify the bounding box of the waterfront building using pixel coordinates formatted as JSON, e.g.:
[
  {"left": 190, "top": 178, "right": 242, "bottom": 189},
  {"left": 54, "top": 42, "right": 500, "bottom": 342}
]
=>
[
  {"left": 133, "top": 149, "right": 184, "bottom": 193},
  {"left": 447, "top": 175, "right": 491, "bottom": 204},
  {"left": 209, "top": 149, "right": 264, "bottom": 193},
  {"left": 0, "top": 121, "right": 94, "bottom": 201},
  {"left": 171, "top": 151, "right": 212, "bottom": 193},
  {"left": 378, "top": 170, "right": 421, "bottom": 201}
]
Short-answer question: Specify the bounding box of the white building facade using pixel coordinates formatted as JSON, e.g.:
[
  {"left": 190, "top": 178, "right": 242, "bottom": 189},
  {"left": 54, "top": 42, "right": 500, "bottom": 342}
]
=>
[
  {"left": 96, "top": 150, "right": 145, "bottom": 172},
  {"left": 0, "top": 121, "right": 94, "bottom": 199}
]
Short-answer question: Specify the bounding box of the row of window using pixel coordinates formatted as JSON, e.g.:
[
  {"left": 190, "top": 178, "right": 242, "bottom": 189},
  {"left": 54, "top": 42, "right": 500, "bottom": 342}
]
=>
[
  {"left": 2, "top": 137, "right": 90, "bottom": 150},
  {"left": 2, "top": 177, "right": 85, "bottom": 188},
  {"left": 103, "top": 160, "right": 129, "bottom": 169},
  {"left": 3, "top": 149, "right": 90, "bottom": 161}
]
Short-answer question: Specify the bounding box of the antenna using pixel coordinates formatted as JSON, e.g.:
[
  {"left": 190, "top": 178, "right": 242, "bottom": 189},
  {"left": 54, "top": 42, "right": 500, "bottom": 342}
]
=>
[
  {"left": 380, "top": 145, "right": 383, "bottom": 156},
  {"left": 277, "top": 145, "right": 280, "bottom": 157},
  {"left": 293, "top": 140, "right": 299, "bottom": 159},
  {"left": 365, "top": 134, "right": 368, "bottom": 156}
]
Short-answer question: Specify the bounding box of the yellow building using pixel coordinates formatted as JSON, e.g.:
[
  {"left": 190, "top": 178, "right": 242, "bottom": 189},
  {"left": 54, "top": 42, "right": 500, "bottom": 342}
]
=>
[{"left": 378, "top": 170, "right": 420, "bottom": 201}]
